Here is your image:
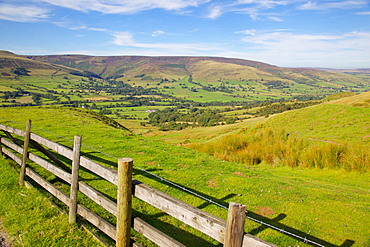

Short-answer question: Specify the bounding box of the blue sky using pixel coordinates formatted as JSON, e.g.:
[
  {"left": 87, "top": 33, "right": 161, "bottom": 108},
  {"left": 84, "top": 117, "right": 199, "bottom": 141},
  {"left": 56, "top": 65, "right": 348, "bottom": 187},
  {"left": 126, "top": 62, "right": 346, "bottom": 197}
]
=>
[{"left": 0, "top": 0, "right": 369, "bottom": 68}]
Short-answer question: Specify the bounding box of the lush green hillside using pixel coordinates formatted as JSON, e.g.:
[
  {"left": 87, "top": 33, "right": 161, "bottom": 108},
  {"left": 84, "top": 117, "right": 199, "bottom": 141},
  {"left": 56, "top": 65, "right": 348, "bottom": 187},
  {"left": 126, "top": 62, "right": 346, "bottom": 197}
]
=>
[
  {"left": 189, "top": 92, "right": 370, "bottom": 172},
  {"left": 1, "top": 107, "right": 369, "bottom": 246},
  {"left": 265, "top": 92, "right": 370, "bottom": 146}
]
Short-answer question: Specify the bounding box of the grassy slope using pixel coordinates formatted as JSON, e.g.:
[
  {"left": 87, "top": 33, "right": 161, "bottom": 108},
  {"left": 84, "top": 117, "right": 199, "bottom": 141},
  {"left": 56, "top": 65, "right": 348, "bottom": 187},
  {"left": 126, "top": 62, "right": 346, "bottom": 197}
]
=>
[
  {"left": 326, "top": 91, "right": 370, "bottom": 107},
  {"left": 0, "top": 158, "right": 101, "bottom": 247},
  {"left": 265, "top": 94, "right": 370, "bottom": 146},
  {"left": 1, "top": 107, "right": 369, "bottom": 246},
  {"left": 144, "top": 91, "right": 370, "bottom": 146}
]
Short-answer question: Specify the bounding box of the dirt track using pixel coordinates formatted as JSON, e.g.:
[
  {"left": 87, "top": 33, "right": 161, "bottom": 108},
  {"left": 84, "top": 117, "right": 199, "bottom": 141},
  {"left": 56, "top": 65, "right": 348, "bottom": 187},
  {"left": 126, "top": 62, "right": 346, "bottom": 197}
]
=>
[{"left": 0, "top": 221, "right": 12, "bottom": 247}]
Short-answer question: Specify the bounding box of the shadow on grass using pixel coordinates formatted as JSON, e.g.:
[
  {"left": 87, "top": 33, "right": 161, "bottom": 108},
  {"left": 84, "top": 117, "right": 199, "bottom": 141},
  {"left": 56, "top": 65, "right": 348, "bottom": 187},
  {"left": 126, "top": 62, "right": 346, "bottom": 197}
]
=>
[
  {"left": 14, "top": 144, "right": 355, "bottom": 247},
  {"left": 134, "top": 167, "right": 355, "bottom": 247},
  {"left": 69, "top": 152, "right": 356, "bottom": 247}
]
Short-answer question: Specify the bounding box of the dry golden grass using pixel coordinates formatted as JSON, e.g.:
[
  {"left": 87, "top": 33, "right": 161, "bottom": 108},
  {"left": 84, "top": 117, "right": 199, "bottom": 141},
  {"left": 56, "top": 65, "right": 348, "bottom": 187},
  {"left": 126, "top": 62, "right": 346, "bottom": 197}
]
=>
[{"left": 326, "top": 91, "right": 370, "bottom": 107}]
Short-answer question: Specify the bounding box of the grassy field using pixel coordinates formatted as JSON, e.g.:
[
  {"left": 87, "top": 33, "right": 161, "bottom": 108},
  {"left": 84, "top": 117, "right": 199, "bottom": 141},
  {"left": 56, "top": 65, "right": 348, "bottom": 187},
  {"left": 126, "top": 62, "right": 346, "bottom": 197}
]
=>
[
  {"left": 0, "top": 157, "right": 102, "bottom": 247},
  {"left": 0, "top": 106, "right": 369, "bottom": 246},
  {"left": 265, "top": 103, "right": 370, "bottom": 146}
]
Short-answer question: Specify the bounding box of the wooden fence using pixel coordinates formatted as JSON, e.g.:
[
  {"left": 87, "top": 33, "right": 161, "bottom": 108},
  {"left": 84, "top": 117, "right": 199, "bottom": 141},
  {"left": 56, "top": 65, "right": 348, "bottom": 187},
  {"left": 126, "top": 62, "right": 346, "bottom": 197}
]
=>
[{"left": 0, "top": 120, "right": 276, "bottom": 247}]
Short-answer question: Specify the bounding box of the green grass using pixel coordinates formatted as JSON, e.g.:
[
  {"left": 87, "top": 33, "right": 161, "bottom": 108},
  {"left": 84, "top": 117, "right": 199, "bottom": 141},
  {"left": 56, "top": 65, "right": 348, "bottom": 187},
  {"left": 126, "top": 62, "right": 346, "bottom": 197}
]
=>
[
  {"left": 191, "top": 126, "right": 370, "bottom": 172},
  {"left": 0, "top": 158, "right": 102, "bottom": 247},
  {"left": 265, "top": 104, "right": 370, "bottom": 146},
  {"left": 1, "top": 107, "right": 370, "bottom": 246}
]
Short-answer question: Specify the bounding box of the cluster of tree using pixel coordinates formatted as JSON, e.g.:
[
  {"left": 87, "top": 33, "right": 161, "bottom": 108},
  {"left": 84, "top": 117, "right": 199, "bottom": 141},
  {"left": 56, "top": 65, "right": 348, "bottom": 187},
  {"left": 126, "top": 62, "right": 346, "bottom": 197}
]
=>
[
  {"left": 70, "top": 70, "right": 102, "bottom": 79},
  {"left": 13, "top": 67, "right": 30, "bottom": 76},
  {"left": 1, "top": 88, "right": 28, "bottom": 99},
  {"left": 31, "top": 92, "right": 59, "bottom": 104},
  {"left": 148, "top": 107, "right": 237, "bottom": 130},
  {"left": 247, "top": 101, "right": 321, "bottom": 117},
  {"left": 264, "top": 80, "right": 290, "bottom": 89}
]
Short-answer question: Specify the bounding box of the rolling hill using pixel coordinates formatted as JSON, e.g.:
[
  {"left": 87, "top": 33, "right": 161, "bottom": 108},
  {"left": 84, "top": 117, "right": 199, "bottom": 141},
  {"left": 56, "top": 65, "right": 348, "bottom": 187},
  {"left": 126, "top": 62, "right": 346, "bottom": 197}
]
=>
[
  {"left": 1, "top": 50, "right": 369, "bottom": 105},
  {"left": 26, "top": 52, "right": 370, "bottom": 92}
]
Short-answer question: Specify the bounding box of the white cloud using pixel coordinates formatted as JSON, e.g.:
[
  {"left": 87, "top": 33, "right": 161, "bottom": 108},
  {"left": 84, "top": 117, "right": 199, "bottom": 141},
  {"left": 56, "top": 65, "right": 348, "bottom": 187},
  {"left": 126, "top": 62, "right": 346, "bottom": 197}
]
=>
[
  {"left": 269, "top": 16, "right": 283, "bottom": 21},
  {"left": 298, "top": 1, "right": 368, "bottom": 10},
  {"left": 235, "top": 29, "right": 256, "bottom": 35},
  {"left": 38, "top": 0, "right": 210, "bottom": 14},
  {"left": 152, "top": 30, "right": 165, "bottom": 37},
  {"left": 112, "top": 32, "right": 136, "bottom": 46},
  {"left": 0, "top": 3, "right": 50, "bottom": 22},
  {"left": 53, "top": 20, "right": 108, "bottom": 31},
  {"left": 356, "top": 11, "right": 370, "bottom": 15},
  {"left": 207, "top": 5, "right": 223, "bottom": 19},
  {"left": 111, "top": 31, "right": 219, "bottom": 53},
  {"left": 236, "top": 30, "right": 370, "bottom": 67},
  {"left": 205, "top": 0, "right": 293, "bottom": 20},
  {"left": 206, "top": 0, "right": 369, "bottom": 20}
]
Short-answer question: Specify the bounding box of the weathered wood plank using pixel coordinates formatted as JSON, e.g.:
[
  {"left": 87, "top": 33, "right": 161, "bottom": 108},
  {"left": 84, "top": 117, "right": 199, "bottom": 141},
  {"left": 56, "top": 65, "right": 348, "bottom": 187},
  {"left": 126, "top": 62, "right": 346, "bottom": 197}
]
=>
[
  {"left": 132, "top": 217, "right": 185, "bottom": 247},
  {"left": 28, "top": 153, "right": 72, "bottom": 183},
  {"left": 2, "top": 131, "right": 22, "bottom": 146},
  {"left": 2, "top": 147, "right": 22, "bottom": 165},
  {"left": 2, "top": 137, "right": 72, "bottom": 183},
  {"left": 0, "top": 124, "right": 26, "bottom": 137},
  {"left": 25, "top": 167, "right": 70, "bottom": 206},
  {"left": 77, "top": 204, "right": 116, "bottom": 240},
  {"left": 241, "top": 234, "right": 277, "bottom": 247},
  {"left": 1, "top": 138, "right": 23, "bottom": 154},
  {"left": 132, "top": 180, "right": 227, "bottom": 243},
  {"left": 78, "top": 182, "right": 185, "bottom": 247},
  {"left": 79, "top": 182, "right": 117, "bottom": 216},
  {"left": 30, "top": 133, "right": 73, "bottom": 159},
  {"left": 79, "top": 156, "right": 118, "bottom": 185},
  {"left": 30, "top": 139, "right": 72, "bottom": 173}
]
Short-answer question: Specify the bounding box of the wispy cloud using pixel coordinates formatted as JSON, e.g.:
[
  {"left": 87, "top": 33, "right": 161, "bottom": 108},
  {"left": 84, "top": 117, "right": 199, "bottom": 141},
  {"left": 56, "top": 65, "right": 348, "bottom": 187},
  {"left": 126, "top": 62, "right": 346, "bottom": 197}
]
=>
[
  {"left": 112, "top": 32, "right": 136, "bottom": 46},
  {"left": 204, "top": 0, "right": 294, "bottom": 20},
  {"left": 298, "top": 1, "right": 368, "bottom": 11},
  {"left": 0, "top": 3, "right": 50, "bottom": 22},
  {"left": 53, "top": 19, "right": 107, "bottom": 31},
  {"left": 206, "top": 5, "right": 223, "bottom": 19},
  {"left": 235, "top": 29, "right": 256, "bottom": 35},
  {"left": 205, "top": 0, "right": 369, "bottom": 20},
  {"left": 111, "top": 31, "right": 219, "bottom": 53},
  {"left": 234, "top": 30, "right": 370, "bottom": 67},
  {"left": 269, "top": 16, "right": 283, "bottom": 21},
  {"left": 37, "top": 0, "right": 210, "bottom": 14},
  {"left": 356, "top": 11, "right": 370, "bottom": 15},
  {"left": 151, "top": 30, "right": 165, "bottom": 37}
]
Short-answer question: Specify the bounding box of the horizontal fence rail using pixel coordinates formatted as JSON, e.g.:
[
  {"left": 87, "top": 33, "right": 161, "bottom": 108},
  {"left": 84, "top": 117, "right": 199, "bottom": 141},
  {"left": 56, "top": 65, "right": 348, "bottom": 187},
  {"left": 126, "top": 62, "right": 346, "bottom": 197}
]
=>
[{"left": 0, "top": 121, "right": 275, "bottom": 247}]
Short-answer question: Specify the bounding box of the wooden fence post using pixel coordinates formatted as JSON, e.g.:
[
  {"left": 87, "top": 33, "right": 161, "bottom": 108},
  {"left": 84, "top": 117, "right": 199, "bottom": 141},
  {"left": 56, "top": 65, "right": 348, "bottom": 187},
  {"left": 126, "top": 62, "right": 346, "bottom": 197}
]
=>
[
  {"left": 116, "top": 158, "right": 133, "bottom": 247},
  {"left": 19, "top": 119, "right": 31, "bottom": 186},
  {"left": 0, "top": 137, "right": 3, "bottom": 157},
  {"left": 224, "top": 202, "right": 246, "bottom": 247},
  {"left": 69, "top": 135, "right": 82, "bottom": 223}
]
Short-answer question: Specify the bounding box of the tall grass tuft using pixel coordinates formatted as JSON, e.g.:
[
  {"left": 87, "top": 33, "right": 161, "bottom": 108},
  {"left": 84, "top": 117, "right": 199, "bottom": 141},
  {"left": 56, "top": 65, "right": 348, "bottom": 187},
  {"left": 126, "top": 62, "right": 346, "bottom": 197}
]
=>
[{"left": 190, "top": 126, "right": 369, "bottom": 172}]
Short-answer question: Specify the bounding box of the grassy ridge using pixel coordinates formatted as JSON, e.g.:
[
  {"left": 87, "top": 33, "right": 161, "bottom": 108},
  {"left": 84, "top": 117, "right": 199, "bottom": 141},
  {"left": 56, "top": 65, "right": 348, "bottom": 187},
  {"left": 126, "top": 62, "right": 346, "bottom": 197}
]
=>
[
  {"left": 1, "top": 107, "right": 370, "bottom": 246},
  {"left": 265, "top": 104, "right": 370, "bottom": 146}
]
